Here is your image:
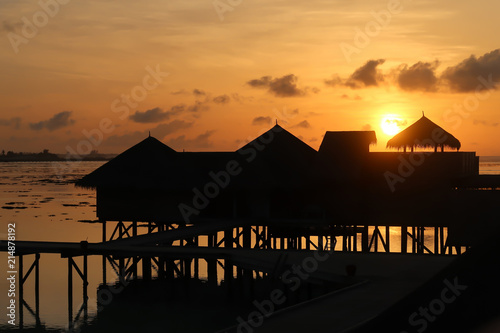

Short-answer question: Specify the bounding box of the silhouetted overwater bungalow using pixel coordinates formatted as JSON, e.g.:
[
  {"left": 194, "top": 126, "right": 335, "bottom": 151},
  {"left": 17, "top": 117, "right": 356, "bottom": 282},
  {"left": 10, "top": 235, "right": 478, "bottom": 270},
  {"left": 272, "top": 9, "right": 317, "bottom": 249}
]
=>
[
  {"left": 387, "top": 113, "right": 461, "bottom": 152},
  {"left": 75, "top": 119, "right": 485, "bottom": 234}
]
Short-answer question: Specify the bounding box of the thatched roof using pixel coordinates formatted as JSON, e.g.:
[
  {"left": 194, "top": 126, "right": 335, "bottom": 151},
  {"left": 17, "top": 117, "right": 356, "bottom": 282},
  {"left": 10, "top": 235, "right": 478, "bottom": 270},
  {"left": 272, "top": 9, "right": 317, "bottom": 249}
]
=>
[
  {"left": 75, "top": 136, "right": 177, "bottom": 189},
  {"left": 386, "top": 115, "right": 461, "bottom": 151},
  {"left": 236, "top": 124, "right": 317, "bottom": 188}
]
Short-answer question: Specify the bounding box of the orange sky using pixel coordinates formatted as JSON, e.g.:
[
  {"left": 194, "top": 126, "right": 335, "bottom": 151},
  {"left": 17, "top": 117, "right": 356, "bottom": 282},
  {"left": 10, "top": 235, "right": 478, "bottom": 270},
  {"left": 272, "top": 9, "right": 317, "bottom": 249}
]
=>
[{"left": 1, "top": 0, "right": 500, "bottom": 155}]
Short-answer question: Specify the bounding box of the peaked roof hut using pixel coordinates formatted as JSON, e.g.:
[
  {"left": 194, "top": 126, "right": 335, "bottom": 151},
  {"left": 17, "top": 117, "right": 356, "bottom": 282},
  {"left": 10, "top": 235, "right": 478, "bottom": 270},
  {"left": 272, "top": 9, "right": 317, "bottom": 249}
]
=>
[
  {"left": 76, "top": 136, "right": 176, "bottom": 190},
  {"left": 236, "top": 124, "right": 317, "bottom": 188},
  {"left": 386, "top": 114, "right": 461, "bottom": 152}
]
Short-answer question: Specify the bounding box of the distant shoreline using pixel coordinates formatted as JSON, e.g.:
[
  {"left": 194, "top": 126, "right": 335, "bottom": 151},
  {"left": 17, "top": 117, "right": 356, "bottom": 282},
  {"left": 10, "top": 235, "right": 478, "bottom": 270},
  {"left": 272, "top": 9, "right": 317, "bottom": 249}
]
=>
[
  {"left": 0, "top": 155, "right": 116, "bottom": 162},
  {"left": 0, "top": 158, "right": 112, "bottom": 162}
]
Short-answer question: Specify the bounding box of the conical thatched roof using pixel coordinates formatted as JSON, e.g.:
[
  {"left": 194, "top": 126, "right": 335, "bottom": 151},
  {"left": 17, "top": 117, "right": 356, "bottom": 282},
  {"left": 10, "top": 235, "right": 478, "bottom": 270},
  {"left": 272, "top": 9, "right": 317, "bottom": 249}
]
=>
[
  {"left": 386, "top": 115, "right": 461, "bottom": 151},
  {"left": 75, "top": 136, "right": 176, "bottom": 189},
  {"left": 236, "top": 124, "right": 317, "bottom": 188}
]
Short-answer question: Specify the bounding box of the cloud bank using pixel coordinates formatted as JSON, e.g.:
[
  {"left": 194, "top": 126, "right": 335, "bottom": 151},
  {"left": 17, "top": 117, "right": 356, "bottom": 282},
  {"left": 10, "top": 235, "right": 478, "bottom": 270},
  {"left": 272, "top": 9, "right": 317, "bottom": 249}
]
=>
[{"left": 326, "top": 49, "right": 500, "bottom": 93}]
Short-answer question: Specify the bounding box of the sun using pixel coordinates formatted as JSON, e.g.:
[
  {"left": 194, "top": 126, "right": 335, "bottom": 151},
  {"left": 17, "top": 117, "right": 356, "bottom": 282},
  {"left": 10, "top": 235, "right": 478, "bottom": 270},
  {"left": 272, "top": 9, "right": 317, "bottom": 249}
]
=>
[{"left": 381, "top": 115, "right": 406, "bottom": 136}]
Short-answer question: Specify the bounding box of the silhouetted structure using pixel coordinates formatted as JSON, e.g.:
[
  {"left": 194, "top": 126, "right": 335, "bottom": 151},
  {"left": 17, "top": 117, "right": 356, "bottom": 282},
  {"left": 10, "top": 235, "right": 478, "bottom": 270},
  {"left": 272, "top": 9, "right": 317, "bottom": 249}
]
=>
[
  {"left": 74, "top": 119, "right": 492, "bottom": 255},
  {"left": 387, "top": 113, "right": 461, "bottom": 152}
]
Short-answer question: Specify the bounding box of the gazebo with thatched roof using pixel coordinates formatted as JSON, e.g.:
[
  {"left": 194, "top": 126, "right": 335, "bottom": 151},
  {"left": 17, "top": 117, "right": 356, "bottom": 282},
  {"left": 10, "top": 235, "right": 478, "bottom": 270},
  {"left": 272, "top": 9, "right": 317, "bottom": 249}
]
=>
[{"left": 386, "top": 113, "right": 461, "bottom": 152}]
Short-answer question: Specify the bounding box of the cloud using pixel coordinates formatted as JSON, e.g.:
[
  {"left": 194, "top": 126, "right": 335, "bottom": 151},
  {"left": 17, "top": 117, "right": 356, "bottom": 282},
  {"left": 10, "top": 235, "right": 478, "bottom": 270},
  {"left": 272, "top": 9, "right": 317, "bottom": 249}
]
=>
[
  {"left": 129, "top": 102, "right": 208, "bottom": 124},
  {"left": 171, "top": 89, "right": 189, "bottom": 95},
  {"left": 324, "top": 75, "right": 342, "bottom": 87},
  {"left": 252, "top": 116, "right": 272, "bottom": 126},
  {"left": 129, "top": 106, "right": 185, "bottom": 123},
  {"left": 473, "top": 119, "right": 499, "bottom": 127},
  {"left": 247, "top": 76, "right": 272, "bottom": 88},
  {"left": 325, "top": 49, "right": 500, "bottom": 94},
  {"left": 1, "top": 21, "right": 21, "bottom": 33},
  {"left": 397, "top": 61, "right": 439, "bottom": 92},
  {"left": 29, "top": 111, "right": 75, "bottom": 131},
  {"left": 231, "top": 93, "right": 253, "bottom": 103},
  {"left": 247, "top": 74, "right": 309, "bottom": 97},
  {"left": 167, "top": 130, "right": 215, "bottom": 151},
  {"left": 292, "top": 120, "right": 311, "bottom": 128},
  {"left": 385, "top": 118, "right": 407, "bottom": 127},
  {"left": 362, "top": 124, "right": 372, "bottom": 131},
  {"left": 213, "top": 94, "right": 230, "bottom": 104},
  {"left": 193, "top": 89, "right": 206, "bottom": 96},
  {"left": 442, "top": 49, "right": 500, "bottom": 92},
  {"left": 269, "top": 75, "right": 307, "bottom": 97},
  {"left": 341, "top": 94, "right": 362, "bottom": 100},
  {"left": 346, "top": 59, "right": 385, "bottom": 88},
  {"left": 188, "top": 101, "right": 210, "bottom": 112},
  {"left": 103, "top": 120, "right": 193, "bottom": 148},
  {"left": 0, "top": 117, "right": 21, "bottom": 129}
]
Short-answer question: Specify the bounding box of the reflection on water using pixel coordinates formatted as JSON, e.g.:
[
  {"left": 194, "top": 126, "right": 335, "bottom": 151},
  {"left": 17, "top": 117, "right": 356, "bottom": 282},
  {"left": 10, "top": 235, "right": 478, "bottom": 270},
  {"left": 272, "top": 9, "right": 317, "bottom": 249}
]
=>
[{"left": 0, "top": 161, "right": 498, "bottom": 331}]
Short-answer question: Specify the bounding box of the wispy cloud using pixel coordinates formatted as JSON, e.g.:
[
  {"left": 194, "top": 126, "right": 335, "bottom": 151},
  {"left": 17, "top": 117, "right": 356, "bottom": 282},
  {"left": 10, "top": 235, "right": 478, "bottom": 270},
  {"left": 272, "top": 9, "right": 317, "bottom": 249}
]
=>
[
  {"left": 129, "top": 106, "right": 184, "bottom": 123},
  {"left": 213, "top": 94, "right": 230, "bottom": 104},
  {"left": 473, "top": 119, "right": 499, "bottom": 127},
  {"left": 0, "top": 117, "right": 21, "bottom": 129},
  {"left": 29, "top": 111, "right": 75, "bottom": 131},
  {"left": 193, "top": 89, "right": 206, "bottom": 96},
  {"left": 247, "top": 74, "right": 315, "bottom": 97},
  {"left": 252, "top": 116, "right": 272, "bottom": 126},
  {"left": 167, "top": 130, "right": 215, "bottom": 151},
  {"left": 292, "top": 120, "right": 311, "bottom": 129},
  {"left": 325, "top": 59, "right": 385, "bottom": 89}
]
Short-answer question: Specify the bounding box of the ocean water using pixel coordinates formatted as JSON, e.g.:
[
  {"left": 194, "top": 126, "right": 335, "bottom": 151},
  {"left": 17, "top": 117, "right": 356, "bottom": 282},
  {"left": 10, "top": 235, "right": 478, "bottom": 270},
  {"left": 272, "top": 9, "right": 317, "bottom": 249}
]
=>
[
  {"left": 0, "top": 160, "right": 499, "bottom": 331},
  {"left": 0, "top": 161, "right": 105, "bottom": 331},
  {"left": 479, "top": 157, "right": 500, "bottom": 175}
]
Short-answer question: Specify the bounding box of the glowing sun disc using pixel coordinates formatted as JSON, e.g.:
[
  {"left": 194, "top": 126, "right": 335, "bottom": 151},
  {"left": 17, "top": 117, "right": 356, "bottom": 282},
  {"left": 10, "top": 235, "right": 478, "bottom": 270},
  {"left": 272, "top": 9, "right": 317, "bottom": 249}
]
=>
[{"left": 381, "top": 116, "right": 405, "bottom": 136}]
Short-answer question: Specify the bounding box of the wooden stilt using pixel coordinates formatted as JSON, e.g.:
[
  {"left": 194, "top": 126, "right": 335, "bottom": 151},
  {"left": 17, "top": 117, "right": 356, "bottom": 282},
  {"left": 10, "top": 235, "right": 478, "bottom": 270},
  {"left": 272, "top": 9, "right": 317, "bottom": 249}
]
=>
[
  {"left": 353, "top": 225, "right": 358, "bottom": 252},
  {"left": 434, "top": 227, "right": 439, "bottom": 255},
  {"left": 132, "top": 221, "right": 138, "bottom": 279},
  {"left": 361, "top": 226, "right": 369, "bottom": 252},
  {"left": 35, "top": 253, "right": 40, "bottom": 325},
  {"left": 207, "top": 233, "right": 217, "bottom": 287},
  {"left": 194, "top": 236, "right": 199, "bottom": 279},
  {"left": 401, "top": 225, "right": 407, "bottom": 254},
  {"left": 224, "top": 229, "right": 233, "bottom": 297},
  {"left": 440, "top": 227, "right": 445, "bottom": 255},
  {"left": 412, "top": 226, "right": 416, "bottom": 253},
  {"left": 142, "top": 257, "right": 151, "bottom": 281},
  {"left": 385, "top": 226, "right": 390, "bottom": 253},
  {"left": 83, "top": 255, "right": 88, "bottom": 320},
  {"left": 68, "top": 257, "right": 73, "bottom": 327}
]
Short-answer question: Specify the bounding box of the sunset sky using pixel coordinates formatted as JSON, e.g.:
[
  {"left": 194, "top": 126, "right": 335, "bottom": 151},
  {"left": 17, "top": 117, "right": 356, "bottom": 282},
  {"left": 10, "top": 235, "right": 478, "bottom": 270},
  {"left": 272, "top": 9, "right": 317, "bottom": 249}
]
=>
[{"left": 1, "top": 0, "right": 500, "bottom": 155}]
